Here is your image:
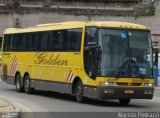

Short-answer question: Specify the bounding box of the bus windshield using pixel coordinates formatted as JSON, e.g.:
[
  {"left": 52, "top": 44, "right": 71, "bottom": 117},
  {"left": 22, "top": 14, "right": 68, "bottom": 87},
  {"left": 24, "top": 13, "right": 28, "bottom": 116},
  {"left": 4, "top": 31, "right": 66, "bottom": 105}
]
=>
[{"left": 98, "top": 29, "right": 153, "bottom": 78}]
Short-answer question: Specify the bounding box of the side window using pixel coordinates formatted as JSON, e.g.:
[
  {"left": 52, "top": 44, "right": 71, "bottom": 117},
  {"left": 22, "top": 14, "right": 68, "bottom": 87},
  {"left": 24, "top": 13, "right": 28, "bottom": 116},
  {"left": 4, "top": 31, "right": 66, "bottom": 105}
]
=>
[
  {"left": 12, "top": 34, "right": 17, "bottom": 51},
  {"left": 40, "top": 32, "right": 49, "bottom": 51},
  {"left": 28, "top": 33, "right": 35, "bottom": 51},
  {"left": 12, "top": 34, "right": 26, "bottom": 51},
  {"left": 52, "top": 31, "right": 63, "bottom": 51},
  {"left": 67, "top": 28, "right": 82, "bottom": 51},
  {"left": 22, "top": 34, "right": 27, "bottom": 50},
  {"left": 3, "top": 34, "right": 12, "bottom": 51},
  {"left": 27, "top": 33, "right": 40, "bottom": 51},
  {"left": 35, "top": 33, "right": 40, "bottom": 51},
  {"left": 50, "top": 29, "right": 82, "bottom": 52},
  {"left": 48, "top": 31, "right": 53, "bottom": 50},
  {"left": 62, "top": 30, "right": 69, "bottom": 51}
]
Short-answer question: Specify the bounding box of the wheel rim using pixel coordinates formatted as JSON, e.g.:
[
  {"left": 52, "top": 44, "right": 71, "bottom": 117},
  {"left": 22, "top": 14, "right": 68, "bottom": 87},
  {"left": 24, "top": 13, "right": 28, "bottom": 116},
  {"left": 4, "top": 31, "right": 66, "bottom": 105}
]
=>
[
  {"left": 16, "top": 79, "right": 20, "bottom": 90},
  {"left": 25, "top": 79, "right": 30, "bottom": 90},
  {"left": 77, "top": 83, "right": 82, "bottom": 100}
]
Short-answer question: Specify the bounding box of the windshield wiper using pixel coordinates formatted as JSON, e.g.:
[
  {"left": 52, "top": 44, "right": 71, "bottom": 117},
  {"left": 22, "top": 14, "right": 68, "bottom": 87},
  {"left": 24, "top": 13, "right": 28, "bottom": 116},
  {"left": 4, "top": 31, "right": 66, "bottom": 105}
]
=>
[{"left": 114, "top": 60, "right": 130, "bottom": 78}]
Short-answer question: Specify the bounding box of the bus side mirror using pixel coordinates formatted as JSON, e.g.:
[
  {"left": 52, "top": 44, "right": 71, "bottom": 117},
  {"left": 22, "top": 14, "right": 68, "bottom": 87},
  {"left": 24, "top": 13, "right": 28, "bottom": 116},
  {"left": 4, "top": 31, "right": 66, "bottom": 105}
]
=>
[
  {"left": 88, "top": 41, "right": 102, "bottom": 62},
  {"left": 87, "top": 42, "right": 101, "bottom": 79},
  {"left": 88, "top": 41, "right": 97, "bottom": 48},
  {"left": 96, "top": 45, "right": 102, "bottom": 62}
]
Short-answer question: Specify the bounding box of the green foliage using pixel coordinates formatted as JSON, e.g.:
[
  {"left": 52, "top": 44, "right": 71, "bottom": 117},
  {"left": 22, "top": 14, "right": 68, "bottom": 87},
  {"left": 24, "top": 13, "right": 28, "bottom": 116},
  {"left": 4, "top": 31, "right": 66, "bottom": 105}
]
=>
[
  {"left": 148, "top": 4, "right": 156, "bottom": 15},
  {"left": 43, "top": 0, "right": 52, "bottom": 7},
  {"left": 12, "top": 0, "right": 20, "bottom": 9}
]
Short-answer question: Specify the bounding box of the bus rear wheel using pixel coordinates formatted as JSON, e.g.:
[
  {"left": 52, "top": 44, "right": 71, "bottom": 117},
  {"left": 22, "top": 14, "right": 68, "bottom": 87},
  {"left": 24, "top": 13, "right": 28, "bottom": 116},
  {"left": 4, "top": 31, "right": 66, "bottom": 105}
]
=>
[
  {"left": 119, "top": 99, "right": 130, "bottom": 105},
  {"left": 24, "top": 75, "right": 32, "bottom": 94},
  {"left": 15, "top": 74, "right": 23, "bottom": 92},
  {"left": 76, "top": 81, "right": 84, "bottom": 103}
]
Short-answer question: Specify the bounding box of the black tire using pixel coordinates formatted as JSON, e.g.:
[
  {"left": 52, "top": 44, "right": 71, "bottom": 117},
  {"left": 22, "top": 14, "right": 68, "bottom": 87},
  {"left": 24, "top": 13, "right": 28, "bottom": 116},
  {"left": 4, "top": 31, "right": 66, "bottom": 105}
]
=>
[
  {"left": 15, "top": 74, "right": 23, "bottom": 92},
  {"left": 76, "top": 81, "right": 85, "bottom": 103},
  {"left": 119, "top": 99, "right": 130, "bottom": 105},
  {"left": 24, "top": 75, "right": 32, "bottom": 94}
]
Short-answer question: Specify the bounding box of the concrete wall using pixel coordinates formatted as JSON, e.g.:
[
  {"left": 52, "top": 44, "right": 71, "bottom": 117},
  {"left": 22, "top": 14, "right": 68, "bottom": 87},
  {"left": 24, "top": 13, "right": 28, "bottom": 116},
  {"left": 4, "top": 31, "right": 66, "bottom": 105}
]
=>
[{"left": 0, "top": 1, "right": 159, "bottom": 37}]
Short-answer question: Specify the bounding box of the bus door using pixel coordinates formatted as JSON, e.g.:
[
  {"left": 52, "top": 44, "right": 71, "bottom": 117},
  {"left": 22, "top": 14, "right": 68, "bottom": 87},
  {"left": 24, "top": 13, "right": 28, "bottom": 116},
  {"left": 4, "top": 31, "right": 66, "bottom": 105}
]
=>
[{"left": 84, "top": 27, "right": 99, "bottom": 79}]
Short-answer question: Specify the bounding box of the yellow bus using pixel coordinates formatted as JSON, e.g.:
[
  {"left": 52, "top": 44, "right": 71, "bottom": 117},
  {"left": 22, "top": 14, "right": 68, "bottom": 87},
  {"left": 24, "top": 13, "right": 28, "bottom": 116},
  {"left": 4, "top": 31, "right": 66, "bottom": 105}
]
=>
[{"left": 1, "top": 21, "right": 154, "bottom": 105}]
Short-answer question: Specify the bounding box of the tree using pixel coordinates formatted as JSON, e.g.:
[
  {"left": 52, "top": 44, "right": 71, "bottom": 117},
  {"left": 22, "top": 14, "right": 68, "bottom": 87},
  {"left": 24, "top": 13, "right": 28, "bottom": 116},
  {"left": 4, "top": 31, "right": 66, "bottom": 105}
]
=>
[
  {"left": 148, "top": 3, "right": 156, "bottom": 15},
  {"left": 12, "top": 0, "right": 20, "bottom": 9}
]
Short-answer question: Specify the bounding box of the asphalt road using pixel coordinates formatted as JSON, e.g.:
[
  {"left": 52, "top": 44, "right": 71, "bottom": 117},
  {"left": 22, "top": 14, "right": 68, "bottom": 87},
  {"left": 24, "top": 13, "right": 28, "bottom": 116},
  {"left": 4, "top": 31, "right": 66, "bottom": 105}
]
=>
[{"left": 0, "top": 79, "right": 160, "bottom": 118}]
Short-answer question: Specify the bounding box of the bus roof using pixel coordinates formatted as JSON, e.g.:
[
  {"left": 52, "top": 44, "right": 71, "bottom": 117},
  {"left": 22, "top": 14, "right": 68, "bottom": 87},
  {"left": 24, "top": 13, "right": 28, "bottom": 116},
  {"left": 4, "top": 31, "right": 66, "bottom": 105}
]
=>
[
  {"left": 86, "top": 21, "right": 150, "bottom": 30},
  {"left": 4, "top": 21, "right": 150, "bottom": 34}
]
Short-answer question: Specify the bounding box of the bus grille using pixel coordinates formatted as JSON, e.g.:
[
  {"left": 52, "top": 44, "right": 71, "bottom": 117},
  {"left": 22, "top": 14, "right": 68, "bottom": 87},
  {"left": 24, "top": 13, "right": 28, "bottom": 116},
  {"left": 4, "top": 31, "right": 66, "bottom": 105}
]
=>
[{"left": 117, "top": 82, "right": 142, "bottom": 86}]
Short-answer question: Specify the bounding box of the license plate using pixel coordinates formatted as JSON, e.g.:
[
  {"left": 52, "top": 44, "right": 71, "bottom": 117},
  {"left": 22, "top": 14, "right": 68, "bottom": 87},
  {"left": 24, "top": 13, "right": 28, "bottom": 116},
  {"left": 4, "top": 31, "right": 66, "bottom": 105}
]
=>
[{"left": 125, "top": 90, "right": 134, "bottom": 94}]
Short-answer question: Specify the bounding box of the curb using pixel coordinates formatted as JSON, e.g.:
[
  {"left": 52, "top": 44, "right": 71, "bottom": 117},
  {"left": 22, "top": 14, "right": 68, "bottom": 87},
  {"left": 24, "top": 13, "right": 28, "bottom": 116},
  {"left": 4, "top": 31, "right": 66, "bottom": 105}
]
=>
[
  {"left": 0, "top": 98, "right": 20, "bottom": 118},
  {"left": 154, "top": 86, "right": 160, "bottom": 89},
  {"left": 154, "top": 87, "right": 160, "bottom": 90}
]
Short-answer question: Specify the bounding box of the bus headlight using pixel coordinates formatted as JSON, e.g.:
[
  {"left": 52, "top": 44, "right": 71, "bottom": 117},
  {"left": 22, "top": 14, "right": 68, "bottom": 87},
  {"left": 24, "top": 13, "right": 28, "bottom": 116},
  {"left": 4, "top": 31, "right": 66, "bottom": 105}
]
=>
[
  {"left": 143, "top": 83, "right": 153, "bottom": 87},
  {"left": 99, "top": 82, "right": 117, "bottom": 86}
]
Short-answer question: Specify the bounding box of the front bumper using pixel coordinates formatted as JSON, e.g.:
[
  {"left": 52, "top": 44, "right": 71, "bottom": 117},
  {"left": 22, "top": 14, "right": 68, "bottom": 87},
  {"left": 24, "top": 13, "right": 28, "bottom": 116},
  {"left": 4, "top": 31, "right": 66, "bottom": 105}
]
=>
[{"left": 97, "top": 86, "right": 154, "bottom": 99}]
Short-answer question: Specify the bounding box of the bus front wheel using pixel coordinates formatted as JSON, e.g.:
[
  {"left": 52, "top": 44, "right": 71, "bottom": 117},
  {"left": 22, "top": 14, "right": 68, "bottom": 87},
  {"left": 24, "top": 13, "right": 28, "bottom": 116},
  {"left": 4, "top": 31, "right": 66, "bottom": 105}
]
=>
[
  {"left": 24, "top": 75, "right": 32, "bottom": 94},
  {"left": 76, "top": 81, "right": 84, "bottom": 103},
  {"left": 15, "top": 74, "right": 23, "bottom": 92},
  {"left": 119, "top": 99, "right": 130, "bottom": 105}
]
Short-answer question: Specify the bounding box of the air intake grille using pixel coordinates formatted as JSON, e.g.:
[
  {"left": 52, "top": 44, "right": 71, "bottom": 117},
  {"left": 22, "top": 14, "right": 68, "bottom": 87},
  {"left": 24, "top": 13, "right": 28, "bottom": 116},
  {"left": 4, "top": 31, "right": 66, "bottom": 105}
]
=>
[{"left": 117, "top": 82, "right": 142, "bottom": 86}]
